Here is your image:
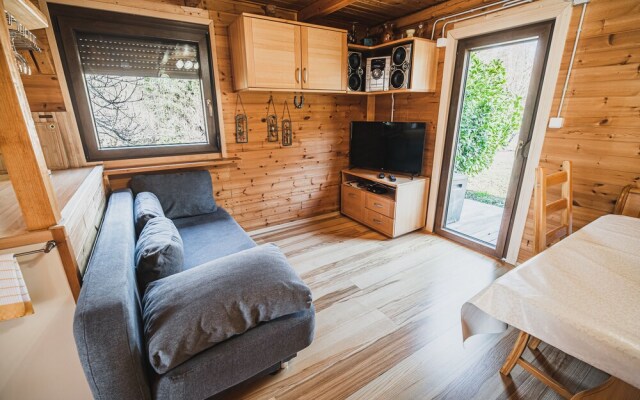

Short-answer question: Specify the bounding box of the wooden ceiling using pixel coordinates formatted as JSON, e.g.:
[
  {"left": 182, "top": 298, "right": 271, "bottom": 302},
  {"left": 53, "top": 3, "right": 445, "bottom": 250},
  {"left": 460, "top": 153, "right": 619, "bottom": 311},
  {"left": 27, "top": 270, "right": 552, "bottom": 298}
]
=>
[{"left": 243, "top": 0, "right": 447, "bottom": 29}]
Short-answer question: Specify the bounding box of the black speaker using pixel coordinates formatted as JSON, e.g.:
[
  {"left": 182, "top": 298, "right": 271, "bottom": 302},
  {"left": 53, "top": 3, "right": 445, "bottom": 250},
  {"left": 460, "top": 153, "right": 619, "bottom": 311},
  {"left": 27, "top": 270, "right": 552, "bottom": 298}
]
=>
[
  {"left": 347, "top": 51, "right": 364, "bottom": 92},
  {"left": 390, "top": 44, "right": 412, "bottom": 90}
]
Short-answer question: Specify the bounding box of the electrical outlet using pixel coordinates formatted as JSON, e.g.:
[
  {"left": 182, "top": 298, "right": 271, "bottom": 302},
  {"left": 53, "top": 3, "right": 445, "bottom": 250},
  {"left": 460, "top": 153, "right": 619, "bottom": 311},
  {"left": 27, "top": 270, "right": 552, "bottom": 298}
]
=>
[{"left": 548, "top": 117, "right": 564, "bottom": 129}]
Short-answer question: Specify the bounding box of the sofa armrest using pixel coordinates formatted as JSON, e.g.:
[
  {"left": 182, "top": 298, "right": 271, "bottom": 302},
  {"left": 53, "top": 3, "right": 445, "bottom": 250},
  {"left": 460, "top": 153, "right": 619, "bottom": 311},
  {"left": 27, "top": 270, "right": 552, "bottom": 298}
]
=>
[{"left": 141, "top": 243, "right": 312, "bottom": 374}]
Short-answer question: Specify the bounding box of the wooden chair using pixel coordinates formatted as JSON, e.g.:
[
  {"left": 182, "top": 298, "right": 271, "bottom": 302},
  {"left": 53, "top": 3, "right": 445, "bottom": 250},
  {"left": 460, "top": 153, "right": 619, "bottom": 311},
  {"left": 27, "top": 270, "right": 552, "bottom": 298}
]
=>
[
  {"left": 534, "top": 160, "right": 573, "bottom": 255},
  {"left": 614, "top": 185, "right": 640, "bottom": 218},
  {"left": 500, "top": 161, "right": 573, "bottom": 389}
]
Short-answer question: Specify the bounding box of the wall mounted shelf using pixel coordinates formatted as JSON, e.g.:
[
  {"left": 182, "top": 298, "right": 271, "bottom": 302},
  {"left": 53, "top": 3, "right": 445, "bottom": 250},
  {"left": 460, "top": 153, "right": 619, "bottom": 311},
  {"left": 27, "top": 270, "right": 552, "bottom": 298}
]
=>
[{"left": 4, "top": 0, "right": 48, "bottom": 30}]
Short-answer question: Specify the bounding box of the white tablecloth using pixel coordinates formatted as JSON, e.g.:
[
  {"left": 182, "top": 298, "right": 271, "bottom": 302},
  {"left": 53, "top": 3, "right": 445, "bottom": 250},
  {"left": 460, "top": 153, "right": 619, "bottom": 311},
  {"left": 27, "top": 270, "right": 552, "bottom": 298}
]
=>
[{"left": 461, "top": 215, "right": 640, "bottom": 388}]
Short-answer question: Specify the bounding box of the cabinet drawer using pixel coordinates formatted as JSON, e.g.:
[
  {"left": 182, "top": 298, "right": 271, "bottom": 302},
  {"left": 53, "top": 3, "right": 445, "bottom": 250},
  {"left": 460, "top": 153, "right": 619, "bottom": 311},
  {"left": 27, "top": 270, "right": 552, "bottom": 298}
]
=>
[
  {"left": 365, "top": 193, "right": 395, "bottom": 218},
  {"left": 342, "top": 185, "right": 365, "bottom": 221},
  {"left": 364, "top": 209, "right": 394, "bottom": 237}
]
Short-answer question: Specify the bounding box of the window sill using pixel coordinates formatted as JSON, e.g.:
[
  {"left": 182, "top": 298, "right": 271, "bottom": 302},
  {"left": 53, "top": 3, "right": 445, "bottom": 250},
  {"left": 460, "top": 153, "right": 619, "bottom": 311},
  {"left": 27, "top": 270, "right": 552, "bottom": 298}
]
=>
[{"left": 102, "top": 158, "right": 240, "bottom": 189}]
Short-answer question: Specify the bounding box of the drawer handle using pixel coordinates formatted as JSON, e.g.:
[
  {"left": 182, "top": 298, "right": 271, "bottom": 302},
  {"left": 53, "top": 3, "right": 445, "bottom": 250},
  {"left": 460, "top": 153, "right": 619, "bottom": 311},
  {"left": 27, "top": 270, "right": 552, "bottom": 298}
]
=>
[
  {"left": 374, "top": 203, "right": 383, "bottom": 208},
  {"left": 348, "top": 193, "right": 356, "bottom": 198},
  {"left": 373, "top": 219, "right": 382, "bottom": 224}
]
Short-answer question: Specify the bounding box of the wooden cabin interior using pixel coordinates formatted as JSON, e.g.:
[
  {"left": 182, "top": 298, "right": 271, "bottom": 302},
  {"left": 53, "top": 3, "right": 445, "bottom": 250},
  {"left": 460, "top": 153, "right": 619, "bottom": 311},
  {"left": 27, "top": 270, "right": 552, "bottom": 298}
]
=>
[{"left": 0, "top": 0, "right": 638, "bottom": 399}]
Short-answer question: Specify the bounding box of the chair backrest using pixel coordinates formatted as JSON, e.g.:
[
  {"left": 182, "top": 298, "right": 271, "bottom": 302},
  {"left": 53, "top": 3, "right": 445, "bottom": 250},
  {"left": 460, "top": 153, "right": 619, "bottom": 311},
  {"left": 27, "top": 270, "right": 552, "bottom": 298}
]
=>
[
  {"left": 614, "top": 185, "right": 640, "bottom": 218},
  {"left": 534, "top": 160, "right": 573, "bottom": 254}
]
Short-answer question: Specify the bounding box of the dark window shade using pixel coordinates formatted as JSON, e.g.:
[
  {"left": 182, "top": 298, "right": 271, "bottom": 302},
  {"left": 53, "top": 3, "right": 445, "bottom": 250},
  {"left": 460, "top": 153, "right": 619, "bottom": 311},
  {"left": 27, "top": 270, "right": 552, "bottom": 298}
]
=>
[{"left": 77, "top": 33, "right": 201, "bottom": 79}]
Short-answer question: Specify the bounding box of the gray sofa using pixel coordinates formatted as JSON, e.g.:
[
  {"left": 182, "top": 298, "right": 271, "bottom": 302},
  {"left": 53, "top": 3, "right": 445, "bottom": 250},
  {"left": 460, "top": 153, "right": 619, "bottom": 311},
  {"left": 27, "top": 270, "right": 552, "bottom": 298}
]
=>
[{"left": 73, "top": 174, "right": 315, "bottom": 400}]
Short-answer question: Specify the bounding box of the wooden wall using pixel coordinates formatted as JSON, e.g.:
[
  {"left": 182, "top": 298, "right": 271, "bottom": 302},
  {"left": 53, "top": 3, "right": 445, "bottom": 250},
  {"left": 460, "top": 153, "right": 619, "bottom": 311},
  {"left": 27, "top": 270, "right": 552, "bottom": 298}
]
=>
[
  {"left": 376, "top": 0, "right": 640, "bottom": 262},
  {"left": 14, "top": 0, "right": 639, "bottom": 257},
  {"left": 19, "top": 0, "right": 367, "bottom": 231}
]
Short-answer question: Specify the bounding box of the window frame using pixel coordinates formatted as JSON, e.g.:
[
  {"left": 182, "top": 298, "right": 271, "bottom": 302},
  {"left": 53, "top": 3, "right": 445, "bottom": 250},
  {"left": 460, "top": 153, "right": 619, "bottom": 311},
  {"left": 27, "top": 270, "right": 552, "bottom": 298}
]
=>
[{"left": 49, "top": 4, "right": 221, "bottom": 161}]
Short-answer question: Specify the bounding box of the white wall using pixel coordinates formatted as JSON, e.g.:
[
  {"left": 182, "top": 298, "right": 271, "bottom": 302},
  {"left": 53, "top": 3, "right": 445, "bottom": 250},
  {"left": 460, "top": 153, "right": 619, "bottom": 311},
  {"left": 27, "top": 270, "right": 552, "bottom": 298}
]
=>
[{"left": 0, "top": 243, "right": 92, "bottom": 399}]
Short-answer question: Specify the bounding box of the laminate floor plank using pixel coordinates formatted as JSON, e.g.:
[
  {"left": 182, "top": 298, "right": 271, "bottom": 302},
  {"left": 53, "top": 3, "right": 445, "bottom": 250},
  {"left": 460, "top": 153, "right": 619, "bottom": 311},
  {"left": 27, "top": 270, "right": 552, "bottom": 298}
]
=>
[{"left": 213, "top": 215, "right": 611, "bottom": 400}]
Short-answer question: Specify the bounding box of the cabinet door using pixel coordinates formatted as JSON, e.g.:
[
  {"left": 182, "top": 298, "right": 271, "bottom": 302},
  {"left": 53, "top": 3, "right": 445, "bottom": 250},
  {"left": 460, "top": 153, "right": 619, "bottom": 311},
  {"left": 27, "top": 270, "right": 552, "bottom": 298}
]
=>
[
  {"left": 245, "top": 18, "right": 301, "bottom": 89},
  {"left": 301, "top": 27, "right": 346, "bottom": 91}
]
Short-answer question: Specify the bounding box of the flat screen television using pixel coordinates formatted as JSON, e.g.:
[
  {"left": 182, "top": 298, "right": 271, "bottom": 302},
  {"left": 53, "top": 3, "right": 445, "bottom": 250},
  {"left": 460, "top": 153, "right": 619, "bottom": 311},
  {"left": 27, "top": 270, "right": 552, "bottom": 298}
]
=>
[{"left": 349, "top": 121, "right": 427, "bottom": 176}]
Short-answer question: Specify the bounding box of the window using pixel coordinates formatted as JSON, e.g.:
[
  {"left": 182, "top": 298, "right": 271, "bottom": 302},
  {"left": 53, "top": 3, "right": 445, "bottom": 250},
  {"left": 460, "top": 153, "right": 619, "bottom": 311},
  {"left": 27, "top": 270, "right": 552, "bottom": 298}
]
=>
[{"left": 50, "top": 5, "right": 221, "bottom": 161}]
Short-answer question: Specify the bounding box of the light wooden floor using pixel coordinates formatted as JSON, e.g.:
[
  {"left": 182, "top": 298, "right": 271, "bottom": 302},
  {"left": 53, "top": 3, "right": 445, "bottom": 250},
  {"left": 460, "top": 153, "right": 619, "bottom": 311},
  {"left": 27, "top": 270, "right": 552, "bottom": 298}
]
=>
[{"left": 215, "top": 215, "right": 608, "bottom": 400}]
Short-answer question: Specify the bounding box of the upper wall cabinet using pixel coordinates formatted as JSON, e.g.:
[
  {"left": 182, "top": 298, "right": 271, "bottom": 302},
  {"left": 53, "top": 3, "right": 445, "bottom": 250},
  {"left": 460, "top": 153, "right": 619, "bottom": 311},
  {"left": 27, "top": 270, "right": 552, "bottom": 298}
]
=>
[{"left": 229, "top": 14, "right": 347, "bottom": 93}]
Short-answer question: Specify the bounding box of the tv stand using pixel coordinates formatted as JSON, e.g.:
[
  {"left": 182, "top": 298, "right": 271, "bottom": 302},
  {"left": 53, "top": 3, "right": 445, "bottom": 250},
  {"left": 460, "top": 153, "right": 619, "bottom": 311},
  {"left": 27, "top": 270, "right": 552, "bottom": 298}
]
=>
[{"left": 341, "top": 169, "right": 430, "bottom": 238}]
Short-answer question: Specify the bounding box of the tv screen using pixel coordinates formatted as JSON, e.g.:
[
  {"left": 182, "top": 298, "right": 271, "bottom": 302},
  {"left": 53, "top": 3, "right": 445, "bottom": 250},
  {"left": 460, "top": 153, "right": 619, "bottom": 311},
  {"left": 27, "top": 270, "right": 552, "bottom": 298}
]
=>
[{"left": 349, "top": 121, "right": 426, "bottom": 175}]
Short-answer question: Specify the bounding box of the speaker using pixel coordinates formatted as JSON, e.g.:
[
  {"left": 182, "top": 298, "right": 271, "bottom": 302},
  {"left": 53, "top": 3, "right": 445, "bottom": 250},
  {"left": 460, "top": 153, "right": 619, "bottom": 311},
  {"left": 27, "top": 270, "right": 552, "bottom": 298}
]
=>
[
  {"left": 347, "top": 51, "right": 364, "bottom": 92},
  {"left": 366, "top": 56, "right": 390, "bottom": 92},
  {"left": 390, "top": 44, "right": 412, "bottom": 90}
]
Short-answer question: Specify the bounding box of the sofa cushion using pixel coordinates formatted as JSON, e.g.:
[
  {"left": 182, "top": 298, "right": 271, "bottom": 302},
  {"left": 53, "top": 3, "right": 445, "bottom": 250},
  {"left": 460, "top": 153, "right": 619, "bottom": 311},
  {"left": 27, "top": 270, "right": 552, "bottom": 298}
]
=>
[
  {"left": 172, "top": 208, "right": 256, "bottom": 269},
  {"left": 142, "top": 243, "right": 312, "bottom": 374},
  {"left": 130, "top": 171, "right": 217, "bottom": 219},
  {"left": 134, "top": 192, "right": 165, "bottom": 235},
  {"left": 135, "top": 217, "right": 184, "bottom": 289}
]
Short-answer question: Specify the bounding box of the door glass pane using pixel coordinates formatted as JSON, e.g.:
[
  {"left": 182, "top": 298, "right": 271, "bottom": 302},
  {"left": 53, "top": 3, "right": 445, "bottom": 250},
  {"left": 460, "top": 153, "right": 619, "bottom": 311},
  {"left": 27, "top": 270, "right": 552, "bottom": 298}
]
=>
[
  {"left": 444, "top": 39, "right": 538, "bottom": 247},
  {"left": 77, "top": 32, "right": 208, "bottom": 149}
]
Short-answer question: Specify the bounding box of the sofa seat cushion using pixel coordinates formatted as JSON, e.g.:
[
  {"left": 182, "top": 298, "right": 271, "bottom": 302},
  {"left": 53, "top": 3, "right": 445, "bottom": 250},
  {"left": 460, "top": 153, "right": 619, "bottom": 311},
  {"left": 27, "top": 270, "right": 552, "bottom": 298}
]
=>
[
  {"left": 134, "top": 192, "right": 165, "bottom": 235},
  {"left": 172, "top": 208, "right": 256, "bottom": 269},
  {"left": 142, "top": 244, "right": 313, "bottom": 374},
  {"left": 135, "top": 217, "right": 185, "bottom": 289},
  {"left": 131, "top": 171, "right": 217, "bottom": 219}
]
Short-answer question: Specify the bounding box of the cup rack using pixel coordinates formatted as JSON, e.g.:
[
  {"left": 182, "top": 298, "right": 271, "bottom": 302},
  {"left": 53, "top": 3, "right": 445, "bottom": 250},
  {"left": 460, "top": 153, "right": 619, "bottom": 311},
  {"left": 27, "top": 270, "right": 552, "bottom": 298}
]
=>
[{"left": 4, "top": 10, "right": 41, "bottom": 75}]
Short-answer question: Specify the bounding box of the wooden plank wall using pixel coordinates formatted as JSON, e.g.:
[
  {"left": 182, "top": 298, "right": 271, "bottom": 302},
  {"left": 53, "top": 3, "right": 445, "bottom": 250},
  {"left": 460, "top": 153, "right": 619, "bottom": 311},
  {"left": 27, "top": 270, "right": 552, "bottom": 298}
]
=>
[
  {"left": 375, "top": 0, "right": 640, "bottom": 262},
  {"left": 207, "top": 0, "right": 366, "bottom": 229},
  {"left": 16, "top": 0, "right": 367, "bottom": 231}
]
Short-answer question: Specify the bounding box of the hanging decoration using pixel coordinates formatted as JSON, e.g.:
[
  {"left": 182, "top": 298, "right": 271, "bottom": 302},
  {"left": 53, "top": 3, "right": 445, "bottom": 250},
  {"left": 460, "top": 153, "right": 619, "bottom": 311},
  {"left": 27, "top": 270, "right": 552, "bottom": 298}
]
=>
[
  {"left": 293, "top": 94, "right": 304, "bottom": 109},
  {"left": 281, "top": 100, "right": 293, "bottom": 147},
  {"left": 266, "top": 95, "right": 279, "bottom": 142},
  {"left": 234, "top": 94, "right": 248, "bottom": 143}
]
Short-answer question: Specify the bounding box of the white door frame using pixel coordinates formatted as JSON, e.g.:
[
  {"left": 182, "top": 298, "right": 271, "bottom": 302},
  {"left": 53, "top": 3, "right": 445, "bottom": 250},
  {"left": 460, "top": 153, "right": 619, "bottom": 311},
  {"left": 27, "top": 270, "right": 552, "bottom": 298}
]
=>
[{"left": 425, "top": 0, "right": 574, "bottom": 264}]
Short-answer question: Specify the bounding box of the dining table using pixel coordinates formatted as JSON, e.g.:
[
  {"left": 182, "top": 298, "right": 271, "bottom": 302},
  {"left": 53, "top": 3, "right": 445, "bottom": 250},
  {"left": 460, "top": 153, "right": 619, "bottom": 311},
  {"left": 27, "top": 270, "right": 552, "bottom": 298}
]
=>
[{"left": 461, "top": 214, "right": 640, "bottom": 396}]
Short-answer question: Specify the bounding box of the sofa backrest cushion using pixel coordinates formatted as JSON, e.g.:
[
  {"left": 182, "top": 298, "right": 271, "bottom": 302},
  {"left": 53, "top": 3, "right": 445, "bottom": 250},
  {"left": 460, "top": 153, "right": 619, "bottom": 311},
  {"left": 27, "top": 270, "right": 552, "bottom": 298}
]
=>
[
  {"left": 134, "top": 192, "right": 165, "bottom": 235},
  {"left": 135, "top": 217, "right": 184, "bottom": 289},
  {"left": 73, "top": 189, "right": 152, "bottom": 400},
  {"left": 142, "top": 243, "right": 313, "bottom": 374},
  {"left": 130, "top": 171, "right": 217, "bottom": 219}
]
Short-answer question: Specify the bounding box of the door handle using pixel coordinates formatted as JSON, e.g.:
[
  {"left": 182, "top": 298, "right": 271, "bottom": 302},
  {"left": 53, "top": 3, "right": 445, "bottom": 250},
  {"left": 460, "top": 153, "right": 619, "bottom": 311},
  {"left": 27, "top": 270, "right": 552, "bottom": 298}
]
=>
[
  {"left": 374, "top": 203, "right": 383, "bottom": 208},
  {"left": 296, "top": 68, "right": 301, "bottom": 83},
  {"left": 206, "top": 99, "right": 214, "bottom": 117},
  {"left": 517, "top": 139, "right": 532, "bottom": 158},
  {"left": 303, "top": 67, "right": 308, "bottom": 83}
]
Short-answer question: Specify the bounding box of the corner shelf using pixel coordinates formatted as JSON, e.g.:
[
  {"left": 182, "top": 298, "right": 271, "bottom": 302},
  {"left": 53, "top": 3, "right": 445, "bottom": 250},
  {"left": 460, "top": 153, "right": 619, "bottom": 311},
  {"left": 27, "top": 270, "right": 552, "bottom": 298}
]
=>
[
  {"left": 347, "top": 37, "right": 438, "bottom": 96},
  {"left": 348, "top": 36, "right": 435, "bottom": 52}
]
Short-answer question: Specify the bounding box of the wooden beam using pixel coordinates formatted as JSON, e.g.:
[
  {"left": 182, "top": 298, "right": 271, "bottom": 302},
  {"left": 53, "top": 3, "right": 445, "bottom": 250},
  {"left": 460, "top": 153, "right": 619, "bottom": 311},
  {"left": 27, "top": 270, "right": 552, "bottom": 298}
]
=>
[
  {"left": 0, "top": 0, "right": 61, "bottom": 230},
  {"left": 298, "top": 0, "right": 358, "bottom": 21}
]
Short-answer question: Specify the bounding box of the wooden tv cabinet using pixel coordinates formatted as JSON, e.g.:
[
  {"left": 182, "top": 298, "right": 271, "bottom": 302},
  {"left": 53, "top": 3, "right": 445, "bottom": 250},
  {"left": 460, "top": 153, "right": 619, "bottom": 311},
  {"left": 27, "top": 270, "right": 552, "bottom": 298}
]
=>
[{"left": 341, "top": 169, "right": 430, "bottom": 238}]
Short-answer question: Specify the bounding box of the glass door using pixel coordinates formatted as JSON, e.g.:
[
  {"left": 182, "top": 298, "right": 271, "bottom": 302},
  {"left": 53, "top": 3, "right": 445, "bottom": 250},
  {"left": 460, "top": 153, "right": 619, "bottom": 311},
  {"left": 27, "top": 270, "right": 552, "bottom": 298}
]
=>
[{"left": 435, "top": 21, "right": 554, "bottom": 258}]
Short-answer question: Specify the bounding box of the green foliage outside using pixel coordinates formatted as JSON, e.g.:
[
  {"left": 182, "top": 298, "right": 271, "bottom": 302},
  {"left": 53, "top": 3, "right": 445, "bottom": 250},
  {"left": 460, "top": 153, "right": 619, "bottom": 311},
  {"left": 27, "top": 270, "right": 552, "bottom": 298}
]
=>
[
  {"left": 454, "top": 53, "right": 524, "bottom": 177},
  {"left": 465, "top": 190, "right": 506, "bottom": 207}
]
